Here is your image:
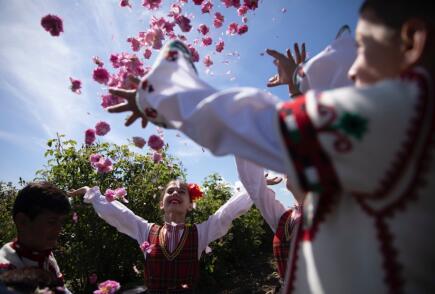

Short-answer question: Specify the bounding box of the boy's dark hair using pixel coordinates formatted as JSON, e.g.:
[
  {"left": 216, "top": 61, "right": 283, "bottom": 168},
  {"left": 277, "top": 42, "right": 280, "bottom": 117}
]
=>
[
  {"left": 360, "top": 0, "right": 434, "bottom": 29},
  {"left": 12, "top": 182, "right": 71, "bottom": 220},
  {"left": 0, "top": 267, "right": 65, "bottom": 293}
]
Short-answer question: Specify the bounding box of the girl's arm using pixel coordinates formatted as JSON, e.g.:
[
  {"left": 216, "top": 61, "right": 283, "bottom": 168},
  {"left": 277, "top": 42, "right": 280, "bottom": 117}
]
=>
[
  {"left": 235, "top": 157, "right": 287, "bottom": 232},
  {"left": 195, "top": 186, "right": 253, "bottom": 259},
  {"left": 69, "top": 186, "right": 152, "bottom": 244}
]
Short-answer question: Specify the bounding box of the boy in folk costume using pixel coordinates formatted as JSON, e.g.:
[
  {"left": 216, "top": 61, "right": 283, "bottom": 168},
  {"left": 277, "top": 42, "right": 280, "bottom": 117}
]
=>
[
  {"left": 107, "top": 0, "right": 435, "bottom": 292},
  {"left": 0, "top": 182, "right": 71, "bottom": 288},
  {"left": 68, "top": 180, "right": 252, "bottom": 293}
]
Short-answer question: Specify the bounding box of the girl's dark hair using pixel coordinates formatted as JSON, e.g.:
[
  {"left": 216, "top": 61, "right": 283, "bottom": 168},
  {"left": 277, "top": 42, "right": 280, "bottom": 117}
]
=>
[
  {"left": 12, "top": 182, "right": 71, "bottom": 220},
  {"left": 360, "top": 0, "right": 434, "bottom": 29}
]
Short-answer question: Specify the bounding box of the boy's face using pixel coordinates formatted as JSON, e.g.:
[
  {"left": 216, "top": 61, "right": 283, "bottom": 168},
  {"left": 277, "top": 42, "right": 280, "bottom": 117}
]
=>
[
  {"left": 18, "top": 210, "right": 67, "bottom": 251},
  {"left": 348, "top": 9, "right": 406, "bottom": 87},
  {"left": 160, "top": 180, "right": 193, "bottom": 215}
]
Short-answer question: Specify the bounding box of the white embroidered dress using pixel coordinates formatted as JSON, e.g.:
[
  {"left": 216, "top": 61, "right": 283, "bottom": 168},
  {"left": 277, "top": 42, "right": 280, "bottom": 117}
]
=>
[{"left": 127, "top": 40, "right": 435, "bottom": 293}]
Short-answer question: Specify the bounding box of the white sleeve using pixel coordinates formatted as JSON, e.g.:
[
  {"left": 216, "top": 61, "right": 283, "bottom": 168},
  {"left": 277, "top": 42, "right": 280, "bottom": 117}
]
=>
[
  {"left": 195, "top": 189, "right": 253, "bottom": 259},
  {"left": 135, "top": 41, "right": 287, "bottom": 174},
  {"left": 235, "top": 157, "right": 287, "bottom": 232},
  {"left": 84, "top": 187, "right": 152, "bottom": 245}
]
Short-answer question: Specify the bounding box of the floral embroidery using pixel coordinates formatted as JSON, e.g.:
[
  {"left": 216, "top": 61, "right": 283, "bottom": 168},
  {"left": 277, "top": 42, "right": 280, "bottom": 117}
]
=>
[{"left": 335, "top": 112, "right": 368, "bottom": 140}]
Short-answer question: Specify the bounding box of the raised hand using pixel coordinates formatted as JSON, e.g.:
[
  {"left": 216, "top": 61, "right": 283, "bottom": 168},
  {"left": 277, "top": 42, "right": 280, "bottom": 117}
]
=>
[
  {"left": 67, "top": 186, "right": 90, "bottom": 197},
  {"left": 106, "top": 87, "right": 149, "bottom": 128},
  {"left": 266, "top": 43, "right": 306, "bottom": 95},
  {"left": 265, "top": 173, "right": 283, "bottom": 185}
]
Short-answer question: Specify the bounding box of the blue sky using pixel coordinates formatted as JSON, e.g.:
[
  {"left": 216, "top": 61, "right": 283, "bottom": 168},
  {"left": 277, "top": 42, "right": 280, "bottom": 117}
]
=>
[{"left": 0, "top": 0, "right": 362, "bottom": 207}]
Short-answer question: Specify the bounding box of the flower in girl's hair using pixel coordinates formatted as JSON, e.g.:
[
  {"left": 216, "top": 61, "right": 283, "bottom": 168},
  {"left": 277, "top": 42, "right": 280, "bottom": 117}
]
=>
[
  {"left": 94, "top": 280, "right": 120, "bottom": 294},
  {"left": 40, "top": 14, "right": 63, "bottom": 36},
  {"left": 85, "top": 129, "right": 96, "bottom": 145},
  {"left": 95, "top": 121, "right": 111, "bottom": 136},
  {"left": 132, "top": 136, "right": 146, "bottom": 148},
  {"left": 188, "top": 183, "right": 203, "bottom": 201},
  {"left": 148, "top": 135, "right": 164, "bottom": 151},
  {"left": 69, "top": 77, "right": 82, "bottom": 94},
  {"left": 140, "top": 241, "right": 155, "bottom": 253}
]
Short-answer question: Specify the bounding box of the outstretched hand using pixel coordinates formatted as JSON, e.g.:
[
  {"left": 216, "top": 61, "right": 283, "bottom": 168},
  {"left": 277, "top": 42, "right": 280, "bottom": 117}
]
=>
[
  {"left": 67, "top": 186, "right": 90, "bottom": 197},
  {"left": 107, "top": 87, "right": 149, "bottom": 128},
  {"left": 266, "top": 43, "right": 306, "bottom": 91},
  {"left": 265, "top": 173, "right": 283, "bottom": 186}
]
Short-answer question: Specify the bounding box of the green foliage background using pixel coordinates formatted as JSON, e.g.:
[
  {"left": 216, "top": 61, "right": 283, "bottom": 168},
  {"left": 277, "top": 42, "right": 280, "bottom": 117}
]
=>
[{"left": 0, "top": 135, "right": 278, "bottom": 293}]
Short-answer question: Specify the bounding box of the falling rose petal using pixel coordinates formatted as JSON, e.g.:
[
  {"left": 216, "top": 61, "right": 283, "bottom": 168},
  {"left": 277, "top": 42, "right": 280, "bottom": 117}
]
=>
[
  {"left": 226, "top": 22, "right": 238, "bottom": 35},
  {"left": 242, "top": 16, "right": 248, "bottom": 23},
  {"left": 215, "top": 40, "right": 224, "bottom": 53},
  {"left": 237, "top": 24, "right": 248, "bottom": 35},
  {"left": 281, "top": 7, "right": 287, "bottom": 13},
  {"left": 101, "top": 94, "right": 125, "bottom": 109},
  {"left": 140, "top": 241, "right": 155, "bottom": 254},
  {"left": 187, "top": 44, "right": 199, "bottom": 62},
  {"left": 201, "top": 1, "right": 213, "bottom": 13},
  {"left": 213, "top": 12, "right": 224, "bottom": 28},
  {"left": 92, "top": 67, "right": 110, "bottom": 85},
  {"left": 95, "top": 280, "right": 120, "bottom": 294},
  {"left": 192, "top": 0, "right": 203, "bottom": 5},
  {"left": 69, "top": 77, "right": 82, "bottom": 94},
  {"left": 174, "top": 15, "right": 192, "bottom": 32},
  {"left": 72, "top": 212, "right": 78, "bottom": 223},
  {"left": 40, "top": 14, "right": 63, "bottom": 37},
  {"left": 201, "top": 36, "right": 212, "bottom": 46},
  {"left": 237, "top": 5, "right": 248, "bottom": 16},
  {"left": 89, "top": 154, "right": 102, "bottom": 164},
  {"left": 143, "top": 48, "right": 152, "bottom": 59},
  {"left": 95, "top": 121, "right": 111, "bottom": 136},
  {"left": 142, "top": 0, "right": 162, "bottom": 10},
  {"left": 92, "top": 56, "right": 104, "bottom": 67},
  {"left": 127, "top": 37, "right": 141, "bottom": 51},
  {"left": 197, "top": 24, "right": 209, "bottom": 35},
  {"left": 88, "top": 273, "right": 98, "bottom": 285},
  {"left": 243, "top": 0, "right": 258, "bottom": 10},
  {"left": 148, "top": 134, "right": 164, "bottom": 151},
  {"left": 203, "top": 55, "right": 213, "bottom": 67},
  {"left": 85, "top": 129, "right": 96, "bottom": 145},
  {"left": 133, "top": 136, "right": 146, "bottom": 148},
  {"left": 120, "top": 0, "right": 132, "bottom": 7},
  {"left": 170, "top": 3, "right": 182, "bottom": 15}
]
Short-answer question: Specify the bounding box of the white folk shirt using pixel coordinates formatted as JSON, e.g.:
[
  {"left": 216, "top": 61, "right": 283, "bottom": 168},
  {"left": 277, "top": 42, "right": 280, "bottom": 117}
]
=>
[
  {"left": 84, "top": 186, "right": 253, "bottom": 259},
  {"left": 131, "top": 40, "right": 435, "bottom": 293}
]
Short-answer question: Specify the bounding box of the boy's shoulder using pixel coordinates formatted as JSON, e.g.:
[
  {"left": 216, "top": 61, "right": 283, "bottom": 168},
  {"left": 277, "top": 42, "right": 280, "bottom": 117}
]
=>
[{"left": 0, "top": 242, "right": 18, "bottom": 272}]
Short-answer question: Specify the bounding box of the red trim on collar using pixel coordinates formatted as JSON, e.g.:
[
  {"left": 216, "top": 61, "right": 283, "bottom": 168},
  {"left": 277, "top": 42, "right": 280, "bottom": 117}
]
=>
[{"left": 12, "top": 240, "right": 52, "bottom": 264}]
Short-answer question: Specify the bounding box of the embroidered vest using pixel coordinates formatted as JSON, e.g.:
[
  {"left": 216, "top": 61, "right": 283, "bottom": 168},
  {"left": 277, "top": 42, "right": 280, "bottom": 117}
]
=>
[{"left": 144, "top": 224, "right": 199, "bottom": 292}]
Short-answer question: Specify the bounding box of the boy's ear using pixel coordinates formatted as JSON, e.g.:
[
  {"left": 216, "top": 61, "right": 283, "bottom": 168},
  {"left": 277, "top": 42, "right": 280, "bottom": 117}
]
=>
[
  {"left": 401, "top": 19, "right": 428, "bottom": 68},
  {"left": 14, "top": 212, "right": 30, "bottom": 230}
]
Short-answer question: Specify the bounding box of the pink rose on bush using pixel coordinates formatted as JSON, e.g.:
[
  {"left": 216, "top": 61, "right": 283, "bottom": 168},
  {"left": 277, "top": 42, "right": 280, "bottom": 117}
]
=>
[
  {"left": 93, "top": 67, "right": 110, "bottom": 85},
  {"left": 69, "top": 77, "right": 82, "bottom": 94},
  {"left": 94, "top": 280, "right": 120, "bottom": 294},
  {"left": 132, "top": 136, "right": 146, "bottom": 148},
  {"left": 95, "top": 121, "right": 111, "bottom": 136},
  {"left": 153, "top": 152, "right": 162, "bottom": 163},
  {"left": 85, "top": 129, "right": 96, "bottom": 145},
  {"left": 148, "top": 135, "right": 164, "bottom": 151},
  {"left": 41, "top": 14, "right": 63, "bottom": 36}
]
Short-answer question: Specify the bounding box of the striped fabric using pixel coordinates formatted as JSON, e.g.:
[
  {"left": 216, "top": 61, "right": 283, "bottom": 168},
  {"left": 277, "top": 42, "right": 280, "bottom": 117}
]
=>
[{"left": 144, "top": 224, "right": 199, "bottom": 292}]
